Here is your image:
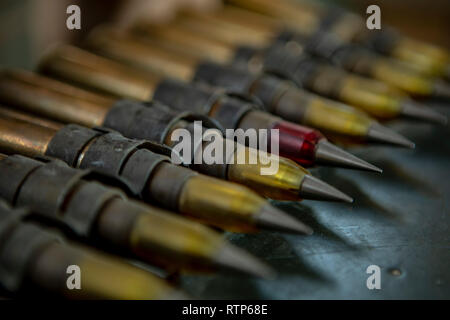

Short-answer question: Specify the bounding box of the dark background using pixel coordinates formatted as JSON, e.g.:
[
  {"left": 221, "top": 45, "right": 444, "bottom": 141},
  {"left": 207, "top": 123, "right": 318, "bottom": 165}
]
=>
[{"left": 180, "top": 102, "right": 450, "bottom": 299}]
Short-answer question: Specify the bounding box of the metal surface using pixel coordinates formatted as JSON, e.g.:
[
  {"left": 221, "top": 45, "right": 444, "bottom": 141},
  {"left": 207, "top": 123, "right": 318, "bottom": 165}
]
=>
[
  {"left": 178, "top": 10, "right": 274, "bottom": 48},
  {"left": 299, "top": 174, "right": 353, "bottom": 203},
  {"left": 87, "top": 26, "right": 199, "bottom": 82},
  {"left": 226, "top": 0, "right": 321, "bottom": 35},
  {"left": 179, "top": 101, "right": 450, "bottom": 299},
  {"left": 40, "top": 46, "right": 158, "bottom": 101},
  {"left": 134, "top": 22, "right": 234, "bottom": 64},
  {"left": 227, "top": 146, "right": 308, "bottom": 201},
  {"left": 30, "top": 242, "right": 185, "bottom": 300},
  {"left": 0, "top": 155, "right": 260, "bottom": 274},
  {"left": 0, "top": 70, "right": 113, "bottom": 127},
  {"left": 164, "top": 14, "right": 447, "bottom": 124},
  {"left": 315, "top": 139, "right": 382, "bottom": 173},
  {"left": 0, "top": 199, "right": 183, "bottom": 300},
  {"left": 0, "top": 115, "right": 55, "bottom": 157}
]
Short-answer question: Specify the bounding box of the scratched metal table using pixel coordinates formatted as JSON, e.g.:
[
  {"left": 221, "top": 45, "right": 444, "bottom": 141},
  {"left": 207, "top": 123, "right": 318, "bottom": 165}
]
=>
[{"left": 179, "top": 100, "right": 450, "bottom": 299}]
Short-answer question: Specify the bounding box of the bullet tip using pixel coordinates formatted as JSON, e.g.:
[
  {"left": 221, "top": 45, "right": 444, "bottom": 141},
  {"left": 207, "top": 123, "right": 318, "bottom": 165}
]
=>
[
  {"left": 299, "top": 174, "right": 354, "bottom": 203},
  {"left": 315, "top": 140, "right": 383, "bottom": 173},
  {"left": 255, "top": 203, "right": 314, "bottom": 235},
  {"left": 214, "top": 243, "right": 276, "bottom": 279},
  {"left": 400, "top": 99, "right": 448, "bottom": 125},
  {"left": 367, "top": 123, "right": 416, "bottom": 149}
]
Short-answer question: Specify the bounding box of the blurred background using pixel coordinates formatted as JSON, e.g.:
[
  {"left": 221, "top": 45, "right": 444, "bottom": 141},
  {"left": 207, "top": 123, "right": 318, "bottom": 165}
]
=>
[
  {"left": 337, "top": 0, "right": 450, "bottom": 47},
  {"left": 0, "top": 0, "right": 218, "bottom": 69},
  {"left": 1, "top": 0, "right": 449, "bottom": 69}
]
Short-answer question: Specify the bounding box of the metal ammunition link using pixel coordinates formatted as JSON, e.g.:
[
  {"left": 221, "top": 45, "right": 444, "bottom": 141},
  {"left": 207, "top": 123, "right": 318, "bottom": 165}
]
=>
[
  {"left": 0, "top": 155, "right": 125, "bottom": 237},
  {"left": 46, "top": 124, "right": 170, "bottom": 197},
  {"left": 104, "top": 99, "right": 222, "bottom": 143},
  {"left": 0, "top": 200, "right": 60, "bottom": 292},
  {"left": 245, "top": 45, "right": 321, "bottom": 89},
  {"left": 154, "top": 79, "right": 256, "bottom": 130},
  {"left": 193, "top": 62, "right": 287, "bottom": 114}
]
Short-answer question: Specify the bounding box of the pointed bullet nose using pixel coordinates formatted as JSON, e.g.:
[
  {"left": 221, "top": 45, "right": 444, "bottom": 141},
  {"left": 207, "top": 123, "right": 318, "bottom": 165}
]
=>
[
  {"left": 315, "top": 140, "right": 383, "bottom": 173},
  {"left": 255, "top": 203, "right": 313, "bottom": 235},
  {"left": 214, "top": 243, "right": 276, "bottom": 279},
  {"left": 367, "top": 123, "right": 416, "bottom": 149},
  {"left": 299, "top": 174, "right": 354, "bottom": 203},
  {"left": 400, "top": 99, "right": 448, "bottom": 125}
]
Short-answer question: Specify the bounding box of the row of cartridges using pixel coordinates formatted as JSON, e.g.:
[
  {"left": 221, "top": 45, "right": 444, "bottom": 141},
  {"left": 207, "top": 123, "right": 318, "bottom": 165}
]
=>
[{"left": 0, "top": 0, "right": 448, "bottom": 299}]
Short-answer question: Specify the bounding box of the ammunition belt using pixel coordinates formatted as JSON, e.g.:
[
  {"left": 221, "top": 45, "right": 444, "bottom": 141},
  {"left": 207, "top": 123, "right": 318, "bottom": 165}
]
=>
[
  {"left": 360, "top": 27, "right": 400, "bottom": 55},
  {"left": 46, "top": 124, "right": 170, "bottom": 198},
  {"left": 154, "top": 79, "right": 258, "bottom": 130},
  {"left": 193, "top": 62, "right": 287, "bottom": 114},
  {"left": 0, "top": 155, "right": 125, "bottom": 237},
  {"left": 105, "top": 99, "right": 223, "bottom": 144},
  {"left": 0, "top": 200, "right": 60, "bottom": 292}
]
